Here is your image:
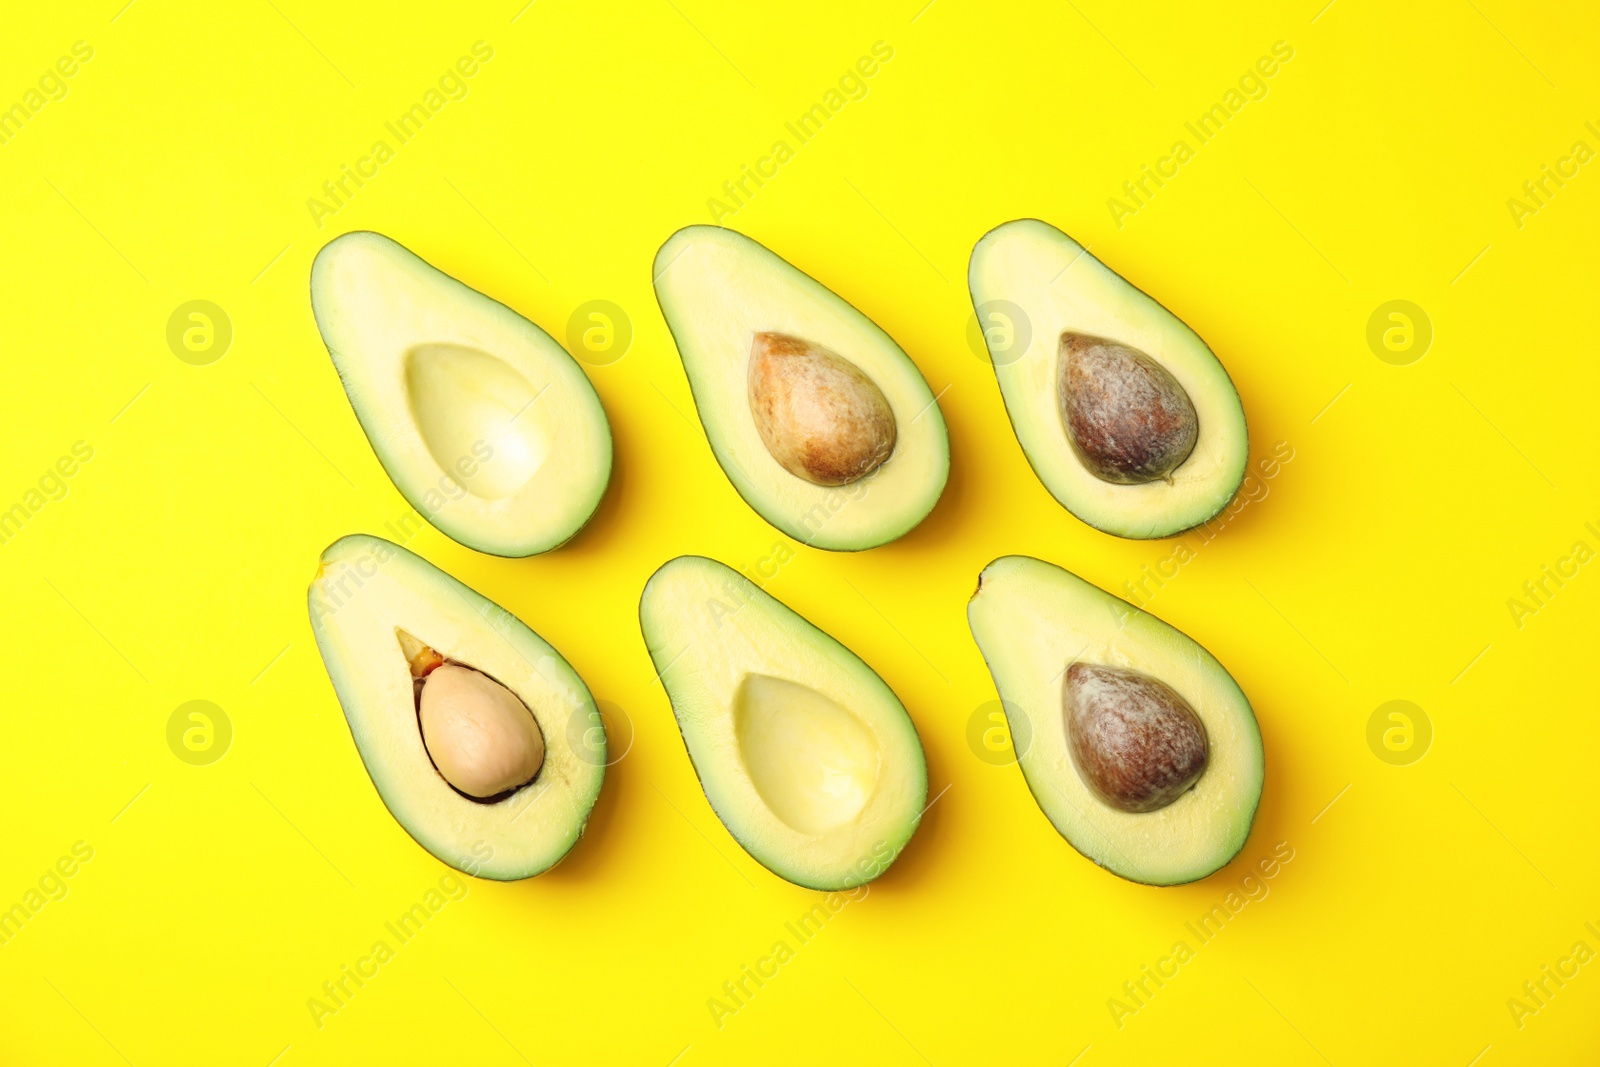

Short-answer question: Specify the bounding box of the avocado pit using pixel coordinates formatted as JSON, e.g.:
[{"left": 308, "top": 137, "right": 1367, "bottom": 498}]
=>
[
  {"left": 1058, "top": 333, "right": 1198, "bottom": 485},
  {"left": 748, "top": 332, "right": 896, "bottom": 486},
  {"left": 398, "top": 630, "right": 544, "bottom": 801},
  {"left": 1064, "top": 662, "right": 1207, "bottom": 813}
]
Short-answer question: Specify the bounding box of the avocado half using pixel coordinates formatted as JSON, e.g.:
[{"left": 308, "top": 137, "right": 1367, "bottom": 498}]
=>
[
  {"left": 311, "top": 231, "right": 613, "bottom": 557},
  {"left": 967, "top": 555, "right": 1263, "bottom": 885},
  {"left": 309, "top": 534, "right": 605, "bottom": 879},
  {"left": 652, "top": 226, "right": 949, "bottom": 551},
  {"left": 968, "top": 219, "right": 1247, "bottom": 539},
  {"left": 639, "top": 555, "right": 927, "bottom": 889}
]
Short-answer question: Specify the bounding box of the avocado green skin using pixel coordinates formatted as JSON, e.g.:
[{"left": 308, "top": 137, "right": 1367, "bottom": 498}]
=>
[
  {"left": 966, "top": 554, "right": 1263, "bottom": 886},
  {"left": 308, "top": 533, "right": 604, "bottom": 880},
  {"left": 637, "top": 554, "right": 928, "bottom": 890},
  {"left": 310, "top": 232, "right": 614, "bottom": 558},
  {"left": 651, "top": 226, "right": 950, "bottom": 552},
  {"left": 967, "top": 219, "right": 1249, "bottom": 541}
]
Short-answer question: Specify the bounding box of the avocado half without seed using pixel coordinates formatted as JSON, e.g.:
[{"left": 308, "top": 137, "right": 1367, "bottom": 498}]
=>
[
  {"left": 967, "top": 219, "right": 1247, "bottom": 539},
  {"left": 311, "top": 231, "right": 613, "bottom": 557},
  {"left": 639, "top": 556, "right": 928, "bottom": 889},
  {"left": 652, "top": 226, "right": 949, "bottom": 551},
  {"left": 309, "top": 534, "right": 605, "bottom": 880},
  {"left": 967, "top": 555, "right": 1263, "bottom": 885}
]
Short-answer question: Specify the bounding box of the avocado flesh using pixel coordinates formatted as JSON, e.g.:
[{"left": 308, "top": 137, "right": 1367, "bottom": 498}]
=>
[
  {"left": 968, "top": 219, "right": 1247, "bottom": 539},
  {"left": 308, "top": 534, "right": 605, "bottom": 879},
  {"left": 311, "top": 231, "right": 612, "bottom": 557},
  {"left": 639, "top": 556, "right": 927, "bottom": 889},
  {"left": 967, "top": 555, "right": 1262, "bottom": 885},
  {"left": 652, "top": 226, "right": 949, "bottom": 551}
]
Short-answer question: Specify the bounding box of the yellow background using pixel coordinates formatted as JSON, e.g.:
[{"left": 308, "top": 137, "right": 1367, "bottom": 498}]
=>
[{"left": 2, "top": 1, "right": 1596, "bottom": 1063}]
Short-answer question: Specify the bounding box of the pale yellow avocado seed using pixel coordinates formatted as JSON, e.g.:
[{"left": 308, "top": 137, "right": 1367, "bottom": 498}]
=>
[{"left": 418, "top": 664, "right": 545, "bottom": 798}]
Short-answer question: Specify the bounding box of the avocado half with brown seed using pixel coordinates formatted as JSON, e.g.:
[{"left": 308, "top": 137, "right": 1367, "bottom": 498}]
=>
[
  {"left": 968, "top": 219, "right": 1247, "bottom": 539},
  {"left": 309, "top": 534, "right": 605, "bottom": 879},
  {"left": 652, "top": 226, "right": 949, "bottom": 550},
  {"left": 967, "top": 555, "right": 1263, "bottom": 885}
]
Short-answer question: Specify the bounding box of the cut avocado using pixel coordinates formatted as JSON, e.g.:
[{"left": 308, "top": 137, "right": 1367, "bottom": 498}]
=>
[
  {"left": 309, "top": 534, "right": 605, "bottom": 879},
  {"left": 967, "top": 555, "right": 1262, "bottom": 885},
  {"left": 652, "top": 226, "right": 949, "bottom": 551},
  {"left": 968, "top": 219, "right": 1247, "bottom": 539},
  {"left": 639, "top": 555, "right": 927, "bottom": 889},
  {"left": 311, "top": 231, "right": 612, "bottom": 557}
]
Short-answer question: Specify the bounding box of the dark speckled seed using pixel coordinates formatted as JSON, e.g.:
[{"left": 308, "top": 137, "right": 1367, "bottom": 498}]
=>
[
  {"left": 1058, "top": 333, "right": 1198, "bottom": 485},
  {"left": 1064, "top": 662, "right": 1207, "bottom": 813}
]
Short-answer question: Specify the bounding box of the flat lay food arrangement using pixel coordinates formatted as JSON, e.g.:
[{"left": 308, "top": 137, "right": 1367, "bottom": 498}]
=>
[
  {"left": 308, "top": 217, "right": 1264, "bottom": 892},
  {"left": 7, "top": 5, "right": 1594, "bottom": 1064}
]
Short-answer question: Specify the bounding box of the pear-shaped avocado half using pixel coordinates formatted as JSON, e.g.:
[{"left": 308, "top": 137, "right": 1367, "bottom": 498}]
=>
[
  {"left": 311, "top": 232, "right": 612, "bottom": 557},
  {"left": 309, "top": 534, "right": 605, "bottom": 879},
  {"left": 652, "top": 226, "right": 949, "bottom": 550},
  {"left": 967, "top": 556, "right": 1263, "bottom": 885},
  {"left": 968, "top": 219, "right": 1247, "bottom": 539},
  {"left": 639, "top": 556, "right": 927, "bottom": 889}
]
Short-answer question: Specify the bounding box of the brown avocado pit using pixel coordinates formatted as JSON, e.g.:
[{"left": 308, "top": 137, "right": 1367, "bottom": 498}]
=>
[
  {"left": 748, "top": 331, "right": 896, "bottom": 486},
  {"left": 1058, "top": 332, "right": 1198, "bottom": 485},
  {"left": 1064, "top": 662, "right": 1207, "bottom": 813}
]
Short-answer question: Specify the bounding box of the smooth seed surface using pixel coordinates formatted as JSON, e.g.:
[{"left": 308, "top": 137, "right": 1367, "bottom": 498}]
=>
[{"left": 418, "top": 664, "right": 545, "bottom": 799}]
